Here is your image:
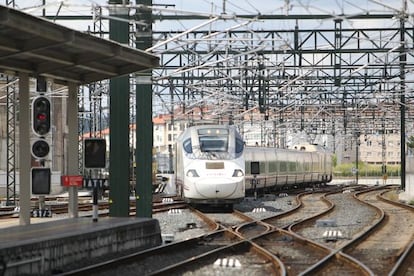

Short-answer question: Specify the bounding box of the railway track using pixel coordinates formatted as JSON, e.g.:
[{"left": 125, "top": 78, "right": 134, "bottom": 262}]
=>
[
  {"left": 262, "top": 191, "right": 332, "bottom": 228},
  {"left": 340, "top": 187, "right": 414, "bottom": 275},
  {"left": 5, "top": 183, "right": 413, "bottom": 275},
  {"left": 0, "top": 196, "right": 186, "bottom": 219},
  {"left": 291, "top": 186, "right": 380, "bottom": 249},
  {"left": 252, "top": 229, "right": 331, "bottom": 275}
]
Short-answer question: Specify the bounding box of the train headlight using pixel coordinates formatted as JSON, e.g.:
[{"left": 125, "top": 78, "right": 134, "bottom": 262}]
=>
[
  {"left": 232, "top": 169, "right": 244, "bottom": 177},
  {"left": 186, "top": 169, "right": 199, "bottom": 177}
]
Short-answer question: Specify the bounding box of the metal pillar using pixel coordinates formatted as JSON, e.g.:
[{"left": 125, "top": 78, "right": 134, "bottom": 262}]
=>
[
  {"left": 6, "top": 77, "right": 16, "bottom": 206},
  {"left": 18, "top": 73, "right": 30, "bottom": 225},
  {"left": 135, "top": 0, "right": 153, "bottom": 217},
  {"left": 67, "top": 83, "right": 79, "bottom": 217},
  {"left": 400, "top": 14, "right": 406, "bottom": 190},
  {"left": 108, "top": 1, "right": 130, "bottom": 216}
]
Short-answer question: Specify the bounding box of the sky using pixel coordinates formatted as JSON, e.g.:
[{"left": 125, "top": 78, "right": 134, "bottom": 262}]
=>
[
  {"left": 4, "top": 0, "right": 411, "bottom": 40},
  {"left": 8, "top": 0, "right": 413, "bottom": 22}
]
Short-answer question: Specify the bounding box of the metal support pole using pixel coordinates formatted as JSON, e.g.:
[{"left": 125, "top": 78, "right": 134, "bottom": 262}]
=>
[
  {"left": 400, "top": 15, "right": 406, "bottom": 191},
  {"left": 109, "top": 1, "right": 130, "bottom": 216},
  {"left": 253, "top": 176, "right": 257, "bottom": 200},
  {"left": 18, "top": 73, "right": 31, "bottom": 225},
  {"left": 92, "top": 179, "right": 98, "bottom": 222},
  {"left": 67, "top": 82, "right": 79, "bottom": 217},
  {"left": 135, "top": 0, "right": 153, "bottom": 218}
]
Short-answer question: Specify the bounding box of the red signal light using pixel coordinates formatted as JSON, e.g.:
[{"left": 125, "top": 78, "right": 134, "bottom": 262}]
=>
[
  {"left": 32, "top": 96, "right": 51, "bottom": 136},
  {"left": 37, "top": 113, "right": 47, "bottom": 121}
]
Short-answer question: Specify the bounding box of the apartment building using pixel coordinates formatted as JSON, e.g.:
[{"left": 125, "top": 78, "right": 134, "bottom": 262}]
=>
[{"left": 358, "top": 133, "right": 401, "bottom": 165}]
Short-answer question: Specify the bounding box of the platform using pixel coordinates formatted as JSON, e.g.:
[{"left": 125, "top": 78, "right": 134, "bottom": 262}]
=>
[{"left": 0, "top": 217, "right": 161, "bottom": 275}]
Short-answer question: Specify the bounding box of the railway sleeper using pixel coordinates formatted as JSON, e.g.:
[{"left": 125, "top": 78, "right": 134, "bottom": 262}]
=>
[{"left": 322, "top": 230, "right": 343, "bottom": 242}]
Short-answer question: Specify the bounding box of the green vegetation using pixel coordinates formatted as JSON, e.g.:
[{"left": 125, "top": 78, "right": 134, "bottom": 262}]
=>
[
  {"left": 333, "top": 135, "right": 414, "bottom": 177},
  {"left": 333, "top": 162, "right": 400, "bottom": 177},
  {"left": 408, "top": 136, "right": 414, "bottom": 155}
]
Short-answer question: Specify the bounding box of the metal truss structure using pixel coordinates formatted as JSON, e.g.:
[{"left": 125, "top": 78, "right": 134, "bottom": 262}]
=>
[
  {"left": 150, "top": 12, "right": 414, "bottom": 139},
  {"left": 4, "top": 0, "right": 412, "bottom": 144},
  {"left": 5, "top": 77, "right": 17, "bottom": 205},
  {"left": 3, "top": 1, "right": 414, "bottom": 197}
]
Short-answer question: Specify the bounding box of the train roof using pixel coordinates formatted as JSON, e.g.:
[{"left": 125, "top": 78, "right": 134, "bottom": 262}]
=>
[
  {"left": 176, "top": 124, "right": 239, "bottom": 141},
  {"left": 291, "top": 143, "right": 327, "bottom": 152},
  {"left": 245, "top": 143, "right": 330, "bottom": 154}
]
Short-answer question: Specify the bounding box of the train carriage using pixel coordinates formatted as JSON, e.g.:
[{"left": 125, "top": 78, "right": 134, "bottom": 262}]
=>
[
  {"left": 175, "top": 125, "right": 245, "bottom": 205},
  {"left": 175, "top": 124, "right": 333, "bottom": 205},
  {"left": 244, "top": 144, "right": 332, "bottom": 191}
]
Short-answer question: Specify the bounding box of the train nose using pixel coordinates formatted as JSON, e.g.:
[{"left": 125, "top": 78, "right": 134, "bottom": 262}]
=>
[{"left": 195, "top": 178, "right": 239, "bottom": 198}]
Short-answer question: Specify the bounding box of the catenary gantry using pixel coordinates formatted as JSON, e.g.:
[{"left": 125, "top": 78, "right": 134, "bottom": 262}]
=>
[{"left": 2, "top": 1, "right": 414, "bottom": 198}]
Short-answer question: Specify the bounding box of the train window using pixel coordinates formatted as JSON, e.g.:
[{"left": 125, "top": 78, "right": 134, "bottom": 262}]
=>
[
  {"left": 251, "top": 161, "right": 260, "bottom": 175},
  {"left": 297, "top": 161, "right": 303, "bottom": 172},
  {"left": 183, "top": 138, "right": 192, "bottom": 153},
  {"left": 260, "top": 162, "right": 266, "bottom": 174},
  {"left": 245, "top": 161, "right": 251, "bottom": 174},
  {"left": 280, "top": 161, "right": 287, "bottom": 172},
  {"left": 198, "top": 128, "right": 229, "bottom": 152},
  {"left": 289, "top": 161, "right": 296, "bottom": 172},
  {"left": 236, "top": 138, "right": 244, "bottom": 154},
  {"left": 199, "top": 137, "right": 228, "bottom": 152},
  {"left": 269, "top": 161, "right": 277, "bottom": 172}
]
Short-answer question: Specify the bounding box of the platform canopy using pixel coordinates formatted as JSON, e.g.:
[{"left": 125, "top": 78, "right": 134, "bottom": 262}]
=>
[{"left": 0, "top": 5, "right": 158, "bottom": 85}]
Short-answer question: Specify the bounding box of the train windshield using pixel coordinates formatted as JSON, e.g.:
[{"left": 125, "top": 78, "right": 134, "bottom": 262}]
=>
[{"left": 198, "top": 128, "right": 229, "bottom": 152}]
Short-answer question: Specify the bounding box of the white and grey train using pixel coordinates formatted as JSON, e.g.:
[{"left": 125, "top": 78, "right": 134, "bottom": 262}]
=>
[{"left": 175, "top": 124, "right": 332, "bottom": 205}]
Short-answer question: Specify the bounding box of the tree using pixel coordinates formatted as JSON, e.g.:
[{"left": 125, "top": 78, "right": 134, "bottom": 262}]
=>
[{"left": 407, "top": 136, "right": 414, "bottom": 155}]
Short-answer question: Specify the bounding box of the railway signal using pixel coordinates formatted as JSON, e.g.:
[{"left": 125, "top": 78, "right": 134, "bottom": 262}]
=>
[
  {"left": 84, "top": 138, "right": 106, "bottom": 168},
  {"left": 31, "top": 167, "right": 51, "bottom": 195},
  {"left": 32, "top": 96, "right": 51, "bottom": 136},
  {"left": 31, "top": 96, "right": 51, "bottom": 160},
  {"left": 31, "top": 139, "right": 50, "bottom": 160},
  {"left": 84, "top": 138, "right": 107, "bottom": 222}
]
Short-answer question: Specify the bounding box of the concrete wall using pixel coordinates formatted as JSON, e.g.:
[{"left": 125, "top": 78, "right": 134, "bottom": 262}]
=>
[
  {"left": 400, "top": 156, "right": 414, "bottom": 202},
  {"left": 0, "top": 218, "right": 161, "bottom": 275}
]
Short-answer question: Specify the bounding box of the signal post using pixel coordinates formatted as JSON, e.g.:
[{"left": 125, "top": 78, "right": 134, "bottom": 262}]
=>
[
  {"left": 31, "top": 77, "right": 52, "bottom": 217},
  {"left": 18, "top": 73, "right": 31, "bottom": 225}
]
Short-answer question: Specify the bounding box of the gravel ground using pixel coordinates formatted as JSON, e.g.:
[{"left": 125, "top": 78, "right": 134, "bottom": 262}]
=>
[
  {"left": 154, "top": 193, "right": 298, "bottom": 242},
  {"left": 153, "top": 189, "right": 379, "bottom": 250},
  {"left": 293, "top": 192, "right": 379, "bottom": 248},
  {"left": 235, "top": 193, "right": 298, "bottom": 220},
  {"left": 153, "top": 208, "right": 211, "bottom": 243}
]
